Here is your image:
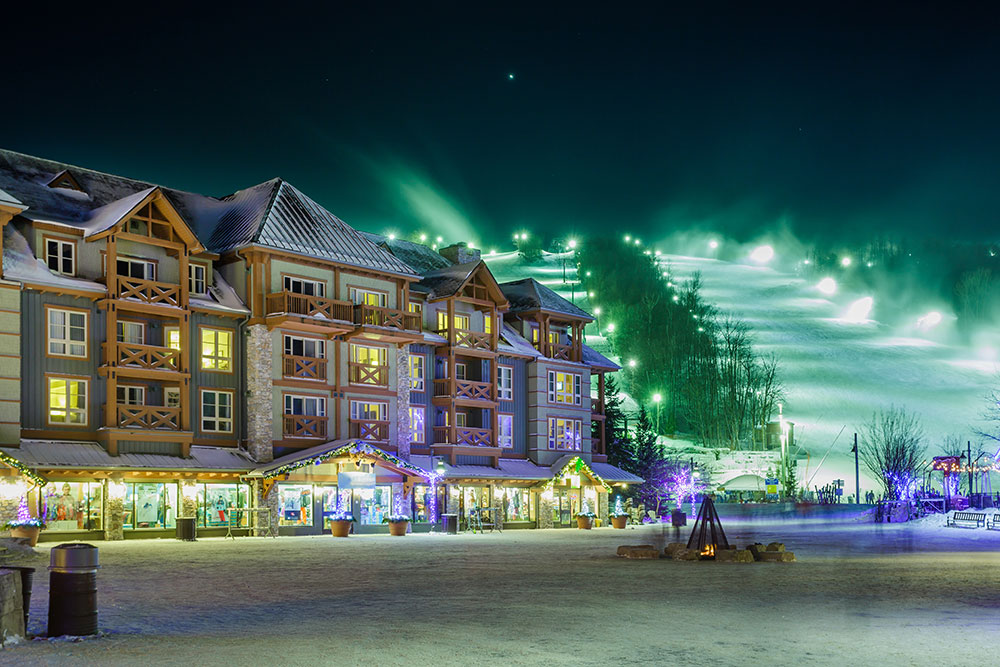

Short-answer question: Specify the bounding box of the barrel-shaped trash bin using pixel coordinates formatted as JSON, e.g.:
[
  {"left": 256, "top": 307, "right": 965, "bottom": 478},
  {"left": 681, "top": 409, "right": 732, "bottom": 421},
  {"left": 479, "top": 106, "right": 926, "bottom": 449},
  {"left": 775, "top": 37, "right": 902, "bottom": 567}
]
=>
[
  {"left": 47, "top": 543, "right": 99, "bottom": 637},
  {"left": 176, "top": 517, "right": 197, "bottom": 541},
  {"left": 4, "top": 566, "right": 35, "bottom": 631},
  {"left": 441, "top": 513, "right": 458, "bottom": 534}
]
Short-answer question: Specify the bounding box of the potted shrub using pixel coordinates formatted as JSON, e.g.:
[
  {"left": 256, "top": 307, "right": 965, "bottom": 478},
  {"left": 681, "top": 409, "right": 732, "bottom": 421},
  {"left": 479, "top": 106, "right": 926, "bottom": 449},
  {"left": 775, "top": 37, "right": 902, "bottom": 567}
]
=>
[
  {"left": 6, "top": 497, "right": 45, "bottom": 546},
  {"left": 575, "top": 510, "right": 596, "bottom": 530},
  {"left": 384, "top": 513, "right": 410, "bottom": 536},
  {"left": 329, "top": 510, "right": 354, "bottom": 537},
  {"left": 609, "top": 497, "right": 629, "bottom": 529}
]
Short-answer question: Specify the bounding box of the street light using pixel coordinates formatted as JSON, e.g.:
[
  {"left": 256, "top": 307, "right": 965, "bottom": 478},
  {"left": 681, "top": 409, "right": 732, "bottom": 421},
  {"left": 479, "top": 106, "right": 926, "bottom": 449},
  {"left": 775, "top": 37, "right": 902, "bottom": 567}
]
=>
[
  {"left": 652, "top": 393, "right": 662, "bottom": 434},
  {"left": 628, "top": 359, "right": 637, "bottom": 368}
]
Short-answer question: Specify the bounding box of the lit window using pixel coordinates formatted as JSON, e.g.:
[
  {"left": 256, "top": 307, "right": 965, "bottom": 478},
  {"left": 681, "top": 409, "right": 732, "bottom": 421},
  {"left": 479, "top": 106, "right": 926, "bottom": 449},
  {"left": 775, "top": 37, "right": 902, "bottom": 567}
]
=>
[
  {"left": 349, "top": 287, "right": 386, "bottom": 307},
  {"left": 283, "top": 276, "right": 325, "bottom": 297},
  {"left": 165, "top": 327, "right": 181, "bottom": 351},
  {"left": 48, "top": 377, "right": 87, "bottom": 425},
  {"left": 498, "top": 365, "right": 513, "bottom": 400},
  {"left": 484, "top": 313, "right": 492, "bottom": 334},
  {"left": 409, "top": 354, "right": 424, "bottom": 391},
  {"left": 454, "top": 314, "right": 470, "bottom": 330},
  {"left": 202, "top": 390, "right": 234, "bottom": 432},
  {"left": 456, "top": 411, "right": 467, "bottom": 427},
  {"left": 455, "top": 363, "right": 467, "bottom": 381},
  {"left": 201, "top": 328, "right": 233, "bottom": 371},
  {"left": 165, "top": 387, "right": 181, "bottom": 408},
  {"left": 410, "top": 406, "right": 425, "bottom": 443},
  {"left": 529, "top": 325, "right": 539, "bottom": 343},
  {"left": 46, "top": 238, "right": 75, "bottom": 275},
  {"left": 408, "top": 301, "right": 422, "bottom": 315},
  {"left": 189, "top": 264, "right": 207, "bottom": 295},
  {"left": 117, "top": 321, "right": 145, "bottom": 345},
  {"left": 547, "top": 418, "right": 582, "bottom": 450},
  {"left": 48, "top": 308, "right": 87, "bottom": 358},
  {"left": 548, "top": 330, "right": 561, "bottom": 345},
  {"left": 498, "top": 414, "right": 514, "bottom": 448},
  {"left": 548, "top": 371, "right": 582, "bottom": 405}
]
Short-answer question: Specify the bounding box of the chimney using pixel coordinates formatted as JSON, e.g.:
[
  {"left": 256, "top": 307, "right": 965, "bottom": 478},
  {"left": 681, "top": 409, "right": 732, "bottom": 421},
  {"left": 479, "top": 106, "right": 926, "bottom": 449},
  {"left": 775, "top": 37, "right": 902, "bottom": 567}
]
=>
[{"left": 439, "top": 242, "right": 481, "bottom": 265}]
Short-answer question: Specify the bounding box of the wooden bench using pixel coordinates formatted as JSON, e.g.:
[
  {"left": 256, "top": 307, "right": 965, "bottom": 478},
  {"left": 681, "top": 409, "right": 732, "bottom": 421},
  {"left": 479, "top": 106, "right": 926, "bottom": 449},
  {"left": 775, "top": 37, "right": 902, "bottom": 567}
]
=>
[
  {"left": 946, "top": 512, "right": 986, "bottom": 528},
  {"left": 986, "top": 514, "right": 1000, "bottom": 531}
]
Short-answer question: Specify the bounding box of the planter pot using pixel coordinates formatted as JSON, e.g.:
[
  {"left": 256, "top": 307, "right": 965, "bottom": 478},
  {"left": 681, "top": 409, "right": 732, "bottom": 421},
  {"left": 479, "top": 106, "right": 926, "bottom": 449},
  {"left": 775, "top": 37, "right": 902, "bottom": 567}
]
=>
[
  {"left": 388, "top": 520, "right": 409, "bottom": 536},
  {"left": 576, "top": 516, "right": 594, "bottom": 530},
  {"left": 611, "top": 515, "right": 628, "bottom": 529},
  {"left": 10, "top": 525, "right": 41, "bottom": 546},
  {"left": 330, "top": 520, "right": 352, "bottom": 537}
]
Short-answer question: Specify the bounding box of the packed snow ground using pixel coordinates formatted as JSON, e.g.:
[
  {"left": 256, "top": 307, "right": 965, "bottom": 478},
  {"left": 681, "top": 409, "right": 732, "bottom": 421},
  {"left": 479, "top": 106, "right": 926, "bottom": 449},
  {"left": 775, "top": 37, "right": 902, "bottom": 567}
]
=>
[{"left": 5, "top": 520, "right": 1000, "bottom": 666}]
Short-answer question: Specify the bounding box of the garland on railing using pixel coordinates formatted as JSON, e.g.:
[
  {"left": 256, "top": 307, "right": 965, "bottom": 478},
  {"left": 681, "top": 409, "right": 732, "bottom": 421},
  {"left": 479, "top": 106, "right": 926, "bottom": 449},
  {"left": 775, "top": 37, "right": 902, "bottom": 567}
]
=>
[
  {"left": 260, "top": 440, "right": 437, "bottom": 482},
  {"left": 541, "top": 456, "right": 611, "bottom": 492},
  {"left": 0, "top": 451, "right": 47, "bottom": 487}
]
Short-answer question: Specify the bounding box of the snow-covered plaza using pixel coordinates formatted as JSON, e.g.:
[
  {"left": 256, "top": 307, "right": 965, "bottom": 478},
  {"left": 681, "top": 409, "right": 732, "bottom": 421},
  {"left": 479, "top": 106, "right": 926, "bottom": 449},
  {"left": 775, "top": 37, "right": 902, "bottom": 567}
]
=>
[{"left": 6, "top": 516, "right": 1000, "bottom": 665}]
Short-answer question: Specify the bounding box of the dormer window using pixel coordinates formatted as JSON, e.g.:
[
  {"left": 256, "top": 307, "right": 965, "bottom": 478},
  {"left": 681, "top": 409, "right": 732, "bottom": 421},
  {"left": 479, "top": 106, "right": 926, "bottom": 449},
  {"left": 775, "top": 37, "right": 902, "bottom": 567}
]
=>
[
  {"left": 189, "top": 264, "right": 207, "bottom": 295},
  {"left": 46, "top": 170, "right": 85, "bottom": 193},
  {"left": 46, "top": 238, "right": 75, "bottom": 275}
]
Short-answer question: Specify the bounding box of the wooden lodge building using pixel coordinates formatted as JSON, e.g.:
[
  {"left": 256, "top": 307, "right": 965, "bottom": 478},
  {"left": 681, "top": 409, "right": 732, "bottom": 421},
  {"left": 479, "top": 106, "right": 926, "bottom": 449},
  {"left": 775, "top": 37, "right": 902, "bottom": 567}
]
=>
[{"left": 0, "top": 149, "right": 638, "bottom": 540}]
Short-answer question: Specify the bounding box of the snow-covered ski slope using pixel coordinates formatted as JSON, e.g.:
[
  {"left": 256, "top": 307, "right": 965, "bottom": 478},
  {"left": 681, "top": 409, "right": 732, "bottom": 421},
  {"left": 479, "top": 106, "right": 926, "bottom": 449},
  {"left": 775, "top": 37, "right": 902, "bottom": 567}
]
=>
[{"left": 486, "top": 247, "right": 1000, "bottom": 489}]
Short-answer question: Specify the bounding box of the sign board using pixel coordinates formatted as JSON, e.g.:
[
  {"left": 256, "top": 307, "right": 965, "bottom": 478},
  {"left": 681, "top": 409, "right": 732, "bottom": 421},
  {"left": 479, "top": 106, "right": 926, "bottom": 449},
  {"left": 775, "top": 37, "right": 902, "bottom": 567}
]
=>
[
  {"left": 835, "top": 487, "right": 843, "bottom": 496},
  {"left": 765, "top": 478, "right": 779, "bottom": 495},
  {"left": 338, "top": 471, "right": 375, "bottom": 490}
]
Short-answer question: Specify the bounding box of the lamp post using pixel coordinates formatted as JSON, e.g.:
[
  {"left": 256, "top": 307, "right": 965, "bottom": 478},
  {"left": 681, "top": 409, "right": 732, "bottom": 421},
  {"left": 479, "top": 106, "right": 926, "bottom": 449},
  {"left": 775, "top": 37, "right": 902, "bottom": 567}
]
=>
[
  {"left": 562, "top": 239, "right": 577, "bottom": 283},
  {"left": 652, "top": 393, "right": 662, "bottom": 436},
  {"left": 852, "top": 433, "right": 860, "bottom": 505}
]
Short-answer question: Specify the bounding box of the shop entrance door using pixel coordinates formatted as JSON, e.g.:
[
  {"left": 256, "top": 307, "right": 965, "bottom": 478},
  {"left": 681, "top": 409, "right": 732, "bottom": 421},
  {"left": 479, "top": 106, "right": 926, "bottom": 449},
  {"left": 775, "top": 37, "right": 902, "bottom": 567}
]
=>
[{"left": 553, "top": 489, "right": 582, "bottom": 526}]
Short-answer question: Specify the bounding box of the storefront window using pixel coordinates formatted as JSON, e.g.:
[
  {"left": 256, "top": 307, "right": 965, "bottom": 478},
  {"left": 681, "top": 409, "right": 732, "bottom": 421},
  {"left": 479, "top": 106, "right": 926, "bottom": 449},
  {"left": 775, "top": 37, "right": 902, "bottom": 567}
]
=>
[
  {"left": 320, "top": 486, "right": 353, "bottom": 529},
  {"left": 359, "top": 485, "right": 392, "bottom": 524},
  {"left": 197, "top": 483, "right": 251, "bottom": 527},
  {"left": 461, "top": 486, "right": 491, "bottom": 516},
  {"left": 413, "top": 484, "right": 432, "bottom": 522},
  {"left": 42, "top": 481, "right": 103, "bottom": 531},
  {"left": 123, "top": 482, "right": 177, "bottom": 530},
  {"left": 279, "top": 484, "right": 313, "bottom": 526},
  {"left": 497, "top": 487, "right": 533, "bottom": 522}
]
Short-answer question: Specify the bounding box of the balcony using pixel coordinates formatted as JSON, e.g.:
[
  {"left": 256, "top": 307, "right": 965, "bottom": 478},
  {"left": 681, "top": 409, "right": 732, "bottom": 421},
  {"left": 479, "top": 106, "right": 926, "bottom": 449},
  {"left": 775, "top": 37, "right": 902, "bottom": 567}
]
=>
[
  {"left": 117, "top": 404, "right": 181, "bottom": 430},
  {"left": 114, "top": 343, "right": 181, "bottom": 372},
  {"left": 353, "top": 304, "right": 421, "bottom": 331},
  {"left": 283, "top": 354, "right": 327, "bottom": 381},
  {"left": 591, "top": 397, "right": 605, "bottom": 417},
  {"left": 540, "top": 341, "right": 572, "bottom": 361},
  {"left": 437, "top": 328, "right": 492, "bottom": 351},
  {"left": 348, "top": 362, "right": 388, "bottom": 387},
  {"left": 118, "top": 278, "right": 180, "bottom": 308},
  {"left": 283, "top": 414, "right": 328, "bottom": 439},
  {"left": 433, "top": 379, "right": 492, "bottom": 401},
  {"left": 433, "top": 426, "right": 493, "bottom": 447},
  {"left": 266, "top": 291, "right": 353, "bottom": 322},
  {"left": 349, "top": 419, "right": 389, "bottom": 442}
]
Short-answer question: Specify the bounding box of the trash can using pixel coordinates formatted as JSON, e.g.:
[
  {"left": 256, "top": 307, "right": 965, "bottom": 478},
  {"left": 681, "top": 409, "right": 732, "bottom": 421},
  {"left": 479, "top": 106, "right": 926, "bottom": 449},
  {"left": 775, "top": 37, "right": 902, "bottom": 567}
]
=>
[
  {"left": 48, "top": 543, "right": 99, "bottom": 637},
  {"left": 4, "top": 566, "right": 35, "bottom": 632},
  {"left": 440, "top": 513, "right": 458, "bottom": 534},
  {"left": 671, "top": 509, "right": 687, "bottom": 527},
  {"left": 176, "top": 516, "right": 197, "bottom": 541}
]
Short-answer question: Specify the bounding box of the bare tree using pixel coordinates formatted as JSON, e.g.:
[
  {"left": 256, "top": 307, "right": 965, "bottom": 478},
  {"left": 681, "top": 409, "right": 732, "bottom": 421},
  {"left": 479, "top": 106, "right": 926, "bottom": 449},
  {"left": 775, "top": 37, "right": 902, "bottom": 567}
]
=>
[
  {"left": 858, "top": 406, "right": 926, "bottom": 499},
  {"left": 975, "top": 379, "right": 1000, "bottom": 451}
]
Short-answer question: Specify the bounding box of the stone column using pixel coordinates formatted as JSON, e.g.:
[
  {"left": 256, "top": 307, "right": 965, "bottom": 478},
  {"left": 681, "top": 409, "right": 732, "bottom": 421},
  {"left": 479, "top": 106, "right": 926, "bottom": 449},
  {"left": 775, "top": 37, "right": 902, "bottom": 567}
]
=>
[
  {"left": 255, "top": 480, "right": 279, "bottom": 536},
  {"left": 537, "top": 491, "right": 554, "bottom": 529},
  {"left": 491, "top": 484, "right": 504, "bottom": 526},
  {"left": 598, "top": 489, "right": 609, "bottom": 527},
  {"left": 105, "top": 479, "right": 125, "bottom": 541},
  {"left": 246, "top": 324, "right": 274, "bottom": 463},
  {"left": 445, "top": 485, "right": 459, "bottom": 514},
  {"left": 395, "top": 346, "right": 411, "bottom": 461}
]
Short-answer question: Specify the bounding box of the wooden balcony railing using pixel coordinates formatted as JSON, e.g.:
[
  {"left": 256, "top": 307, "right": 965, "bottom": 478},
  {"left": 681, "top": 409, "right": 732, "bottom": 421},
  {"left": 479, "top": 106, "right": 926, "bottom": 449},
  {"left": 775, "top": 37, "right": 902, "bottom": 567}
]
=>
[
  {"left": 282, "top": 355, "right": 327, "bottom": 381},
  {"left": 349, "top": 419, "right": 389, "bottom": 441},
  {"left": 433, "top": 427, "right": 493, "bottom": 447},
  {"left": 547, "top": 342, "right": 572, "bottom": 361},
  {"left": 117, "top": 405, "right": 181, "bottom": 430},
  {"left": 591, "top": 420, "right": 605, "bottom": 455},
  {"left": 432, "top": 379, "right": 493, "bottom": 401},
  {"left": 283, "top": 414, "right": 328, "bottom": 438},
  {"left": 114, "top": 343, "right": 181, "bottom": 372},
  {"left": 348, "top": 362, "right": 388, "bottom": 387},
  {"left": 353, "top": 304, "right": 421, "bottom": 331},
  {"left": 266, "top": 291, "right": 353, "bottom": 322},
  {"left": 437, "top": 328, "right": 493, "bottom": 351},
  {"left": 118, "top": 278, "right": 181, "bottom": 308}
]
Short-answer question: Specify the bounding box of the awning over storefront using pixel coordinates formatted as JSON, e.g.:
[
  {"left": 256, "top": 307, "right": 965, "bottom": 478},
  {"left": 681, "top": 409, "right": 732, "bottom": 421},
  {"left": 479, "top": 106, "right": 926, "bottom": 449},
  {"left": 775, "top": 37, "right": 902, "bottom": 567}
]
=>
[
  {"left": 250, "top": 440, "right": 436, "bottom": 482},
  {"left": 0, "top": 440, "right": 253, "bottom": 476}
]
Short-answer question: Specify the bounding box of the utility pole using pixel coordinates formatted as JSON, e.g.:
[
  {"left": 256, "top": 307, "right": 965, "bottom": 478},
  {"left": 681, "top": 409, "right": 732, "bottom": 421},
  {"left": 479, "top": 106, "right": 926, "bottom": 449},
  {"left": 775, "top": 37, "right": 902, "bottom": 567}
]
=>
[
  {"left": 968, "top": 440, "right": 974, "bottom": 506},
  {"left": 852, "top": 433, "right": 860, "bottom": 504}
]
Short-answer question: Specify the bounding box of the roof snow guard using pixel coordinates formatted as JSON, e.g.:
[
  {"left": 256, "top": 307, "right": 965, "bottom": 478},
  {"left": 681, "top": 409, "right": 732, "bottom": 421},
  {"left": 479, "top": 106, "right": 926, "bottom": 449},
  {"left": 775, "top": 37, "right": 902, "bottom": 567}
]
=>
[
  {"left": 207, "top": 180, "right": 419, "bottom": 278},
  {"left": 251, "top": 440, "right": 437, "bottom": 481},
  {"left": 543, "top": 455, "right": 612, "bottom": 492},
  {"left": 500, "top": 278, "right": 594, "bottom": 321}
]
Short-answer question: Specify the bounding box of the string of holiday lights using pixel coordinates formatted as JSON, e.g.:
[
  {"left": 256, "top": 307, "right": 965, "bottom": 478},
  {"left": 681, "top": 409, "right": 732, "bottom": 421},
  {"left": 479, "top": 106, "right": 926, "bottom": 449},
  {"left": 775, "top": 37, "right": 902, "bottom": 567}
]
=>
[
  {"left": 0, "top": 450, "right": 47, "bottom": 487},
  {"left": 541, "top": 456, "right": 612, "bottom": 492},
  {"left": 259, "top": 441, "right": 438, "bottom": 482}
]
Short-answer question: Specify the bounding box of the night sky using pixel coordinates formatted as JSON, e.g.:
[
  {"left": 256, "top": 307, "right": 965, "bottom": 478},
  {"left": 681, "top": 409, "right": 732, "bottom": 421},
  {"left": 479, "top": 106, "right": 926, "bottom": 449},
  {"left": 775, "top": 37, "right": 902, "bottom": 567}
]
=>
[{"left": 4, "top": 2, "right": 998, "bottom": 246}]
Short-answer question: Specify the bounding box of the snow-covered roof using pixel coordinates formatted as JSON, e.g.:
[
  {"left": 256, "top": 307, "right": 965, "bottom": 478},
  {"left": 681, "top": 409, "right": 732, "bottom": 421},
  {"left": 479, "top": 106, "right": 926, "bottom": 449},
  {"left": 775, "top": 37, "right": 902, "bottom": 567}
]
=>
[
  {"left": 189, "top": 271, "right": 249, "bottom": 315},
  {"left": 2, "top": 224, "right": 106, "bottom": 293},
  {"left": 79, "top": 186, "right": 157, "bottom": 237},
  {"left": 201, "top": 179, "right": 419, "bottom": 278},
  {"left": 2, "top": 440, "right": 254, "bottom": 472},
  {"left": 409, "top": 455, "right": 554, "bottom": 481},
  {"left": 590, "top": 462, "right": 643, "bottom": 484},
  {"left": 582, "top": 344, "right": 620, "bottom": 370},
  {"left": 500, "top": 277, "right": 594, "bottom": 321},
  {"left": 499, "top": 323, "right": 540, "bottom": 358},
  {"left": 361, "top": 232, "right": 451, "bottom": 273},
  {"left": 0, "top": 187, "right": 24, "bottom": 210}
]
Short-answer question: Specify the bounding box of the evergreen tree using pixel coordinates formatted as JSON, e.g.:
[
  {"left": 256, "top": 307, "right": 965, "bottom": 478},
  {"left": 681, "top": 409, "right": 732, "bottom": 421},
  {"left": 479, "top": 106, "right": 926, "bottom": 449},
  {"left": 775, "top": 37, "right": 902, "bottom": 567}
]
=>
[
  {"left": 603, "top": 376, "right": 635, "bottom": 473},
  {"left": 632, "top": 406, "right": 670, "bottom": 513}
]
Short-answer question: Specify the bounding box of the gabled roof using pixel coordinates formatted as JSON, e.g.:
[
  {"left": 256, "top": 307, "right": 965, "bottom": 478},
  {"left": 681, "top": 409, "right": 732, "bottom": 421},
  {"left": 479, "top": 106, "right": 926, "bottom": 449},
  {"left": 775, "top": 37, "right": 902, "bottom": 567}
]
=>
[
  {"left": 46, "top": 169, "right": 85, "bottom": 193},
  {"left": 360, "top": 232, "right": 451, "bottom": 273},
  {"left": 201, "top": 179, "right": 419, "bottom": 278},
  {"left": 582, "top": 344, "right": 620, "bottom": 371},
  {"left": 418, "top": 260, "right": 510, "bottom": 308},
  {"left": 500, "top": 277, "right": 594, "bottom": 321},
  {"left": 0, "top": 187, "right": 24, "bottom": 212}
]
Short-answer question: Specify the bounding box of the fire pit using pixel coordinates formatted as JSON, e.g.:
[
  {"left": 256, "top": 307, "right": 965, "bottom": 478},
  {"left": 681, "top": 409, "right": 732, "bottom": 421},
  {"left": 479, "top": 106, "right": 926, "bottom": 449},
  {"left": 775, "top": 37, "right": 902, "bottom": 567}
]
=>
[{"left": 686, "top": 495, "right": 729, "bottom": 560}]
